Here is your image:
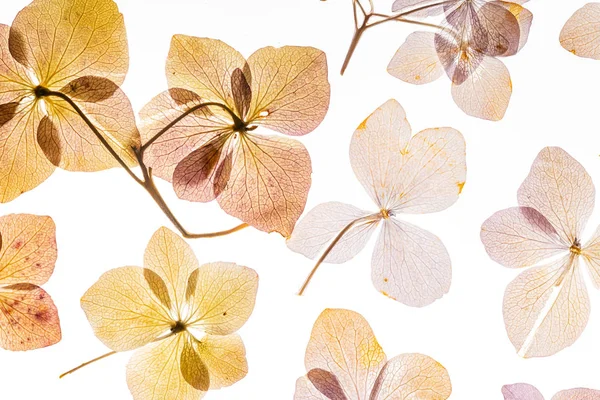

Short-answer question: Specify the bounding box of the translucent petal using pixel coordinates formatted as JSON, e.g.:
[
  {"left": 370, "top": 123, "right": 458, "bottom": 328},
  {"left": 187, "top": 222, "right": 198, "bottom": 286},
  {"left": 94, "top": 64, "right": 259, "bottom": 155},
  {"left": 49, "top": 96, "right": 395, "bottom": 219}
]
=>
[
  {"left": 80, "top": 266, "right": 172, "bottom": 352},
  {"left": 582, "top": 224, "right": 600, "bottom": 289},
  {"left": 126, "top": 334, "right": 204, "bottom": 400},
  {"left": 294, "top": 376, "right": 332, "bottom": 400},
  {"left": 370, "top": 353, "right": 452, "bottom": 400},
  {"left": 246, "top": 46, "right": 330, "bottom": 136},
  {"left": 553, "top": 388, "right": 600, "bottom": 400},
  {"left": 560, "top": 3, "right": 600, "bottom": 60},
  {"left": 186, "top": 262, "right": 258, "bottom": 336},
  {"left": 388, "top": 127, "right": 466, "bottom": 214},
  {"left": 216, "top": 133, "right": 311, "bottom": 236},
  {"left": 0, "top": 99, "right": 54, "bottom": 202},
  {"left": 481, "top": 207, "right": 567, "bottom": 269},
  {"left": 172, "top": 134, "right": 234, "bottom": 203},
  {"left": 451, "top": 56, "right": 512, "bottom": 121},
  {"left": 9, "top": 0, "right": 128, "bottom": 88},
  {"left": 139, "top": 89, "right": 232, "bottom": 182},
  {"left": 502, "top": 383, "right": 545, "bottom": 400},
  {"left": 38, "top": 77, "right": 140, "bottom": 171},
  {"left": 388, "top": 31, "right": 444, "bottom": 85},
  {"left": 372, "top": 218, "right": 451, "bottom": 307},
  {"left": 0, "top": 283, "right": 60, "bottom": 350},
  {"left": 304, "top": 309, "right": 386, "bottom": 400},
  {"left": 349, "top": 99, "right": 411, "bottom": 209},
  {"left": 517, "top": 147, "right": 594, "bottom": 245},
  {"left": 165, "top": 35, "right": 246, "bottom": 112},
  {"left": 503, "top": 256, "right": 590, "bottom": 358},
  {"left": 143, "top": 227, "right": 199, "bottom": 316},
  {"left": 194, "top": 333, "right": 248, "bottom": 389},
  {"left": 0, "top": 24, "right": 31, "bottom": 104},
  {"left": 391, "top": 0, "right": 446, "bottom": 16},
  {"left": 286, "top": 201, "right": 380, "bottom": 264},
  {"left": 0, "top": 214, "right": 56, "bottom": 285}
]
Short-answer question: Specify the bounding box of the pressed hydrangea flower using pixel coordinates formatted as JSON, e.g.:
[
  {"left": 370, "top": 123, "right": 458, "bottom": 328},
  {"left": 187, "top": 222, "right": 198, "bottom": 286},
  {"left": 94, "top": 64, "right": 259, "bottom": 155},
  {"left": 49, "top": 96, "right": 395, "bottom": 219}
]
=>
[
  {"left": 482, "top": 147, "right": 600, "bottom": 357},
  {"left": 388, "top": 0, "right": 532, "bottom": 120},
  {"left": 288, "top": 99, "right": 466, "bottom": 306},
  {"left": 0, "top": 0, "right": 139, "bottom": 202},
  {"left": 295, "top": 308, "right": 452, "bottom": 400},
  {"left": 77, "top": 227, "right": 258, "bottom": 400},
  {"left": 140, "top": 37, "right": 330, "bottom": 236}
]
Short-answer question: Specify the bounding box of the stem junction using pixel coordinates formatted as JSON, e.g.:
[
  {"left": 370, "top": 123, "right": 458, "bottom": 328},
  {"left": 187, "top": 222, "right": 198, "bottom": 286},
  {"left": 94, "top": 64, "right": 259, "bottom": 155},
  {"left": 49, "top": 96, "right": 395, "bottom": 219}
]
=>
[{"left": 41, "top": 89, "right": 248, "bottom": 239}]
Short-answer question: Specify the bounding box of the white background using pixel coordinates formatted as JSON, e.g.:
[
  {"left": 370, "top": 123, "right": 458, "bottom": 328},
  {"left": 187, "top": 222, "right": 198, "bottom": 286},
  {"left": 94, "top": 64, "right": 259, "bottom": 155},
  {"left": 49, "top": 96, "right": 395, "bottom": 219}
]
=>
[{"left": 0, "top": 0, "right": 598, "bottom": 399}]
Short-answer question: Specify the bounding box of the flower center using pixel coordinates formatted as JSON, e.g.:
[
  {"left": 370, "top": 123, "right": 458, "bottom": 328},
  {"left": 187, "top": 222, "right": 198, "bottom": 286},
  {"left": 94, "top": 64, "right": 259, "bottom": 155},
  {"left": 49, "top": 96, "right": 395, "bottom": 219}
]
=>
[
  {"left": 170, "top": 320, "right": 187, "bottom": 334},
  {"left": 380, "top": 209, "right": 393, "bottom": 219},
  {"left": 33, "top": 85, "right": 50, "bottom": 99},
  {"left": 570, "top": 238, "right": 582, "bottom": 255}
]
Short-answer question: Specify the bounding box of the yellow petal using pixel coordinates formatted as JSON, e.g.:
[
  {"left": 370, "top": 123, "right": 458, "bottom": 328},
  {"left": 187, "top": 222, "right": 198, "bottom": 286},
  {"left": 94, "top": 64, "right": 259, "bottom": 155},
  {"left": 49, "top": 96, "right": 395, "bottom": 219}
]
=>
[
  {"left": 370, "top": 353, "right": 452, "bottom": 400},
  {"left": 217, "top": 133, "right": 312, "bottom": 236},
  {"left": 9, "top": 0, "right": 129, "bottom": 88},
  {"left": 503, "top": 256, "right": 590, "bottom": 358},
  {"left": 166, "top": 35, "right": 246, "bottom": 112},
  {"left": 246, "top": 46, "right": 330, "bottom": 136},
  {"left": 0, "top": 24, "right": 32, "bottom": 104},
  {"left": 126, "top": 333, "right": 205, "bottom": 400},
  {"left": 0, "top": 283, "right": 61, "bottom": 350},
  {"left": 144, "top": 227, "right": 199, "bottom": 317},
  {"left": 180, "top": 340, "right": 210, "bottom": 391},
  {"left": 187, "top": 262, "right": 258, "bottom": 336},
  {"left": 0, "top": 214, "right": 56, "bottom": 285},
  {"left": 560, "top": 3, "right": 600, "bottom": 59},
  {"left": 81, "top": 266, "right": 172, "bottom": 352},
  {"left": 517, "top": 147, "right": 594, "bottom": 245},
  {"left": 38, "top": 77, "right": 140, "bottom": 171},
  {"left": 195, "top": 333, "right": 248, "bottom": 389},
  {"left": 0, "top": 99, "right": 55, "bottom": 202},
  {"left": 305, "top": 309, "right": 386, "bottom": 400},
  {"left": 139, "top": 89, "right": 232, "bottom": 182}
]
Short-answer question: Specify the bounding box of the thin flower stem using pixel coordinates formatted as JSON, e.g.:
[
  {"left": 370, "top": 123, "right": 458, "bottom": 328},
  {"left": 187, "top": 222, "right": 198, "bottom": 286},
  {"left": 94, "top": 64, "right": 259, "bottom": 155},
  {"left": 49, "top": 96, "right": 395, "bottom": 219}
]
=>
[
  {"left": 297, "top": 213, "right": 381, "bottom": 296},
  {"left": 133, "top": 150, "right": 249, "bottom": 239},
  {"left": 59, "top": 350, "right": 117, "bottom": 379},
  {"left": 44, "top": 90, "right": 249, "bottom": 239},
  {"left": 45, "top": 90, "right": 143, "bottom": 185},
  {"left": 341, "top": 23, "right": 369, "bottom": 75},
  {"left": 59, "top": 331, "right": 183, "bottom": 379},
  {"left": 340, "top": 0, "right": 450, "bottom": 74},
  {"left": 372, "top": 17, "right": 447, "bottom": 31},
  {"left": 140, "top": 102, "right": 240, "bottom": 152}
]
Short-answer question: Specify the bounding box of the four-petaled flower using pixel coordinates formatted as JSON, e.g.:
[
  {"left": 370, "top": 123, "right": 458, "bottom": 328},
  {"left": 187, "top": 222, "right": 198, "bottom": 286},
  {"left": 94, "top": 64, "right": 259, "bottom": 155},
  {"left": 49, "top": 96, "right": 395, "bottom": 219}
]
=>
[
  {"left": 288, "top": 99, "right": 466, "bottom": 306},
  {"left": 0, "top": 0, "right": 140, "bottom": 202},
  {"left": 140, "top": 36, "right": 330, "bottom": 236},
  {"left": 388, "top": 0, "right": 532, "bottom": 120},
  {"left": 482, "top": 147, "right": 600, "bottom": 357}
]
